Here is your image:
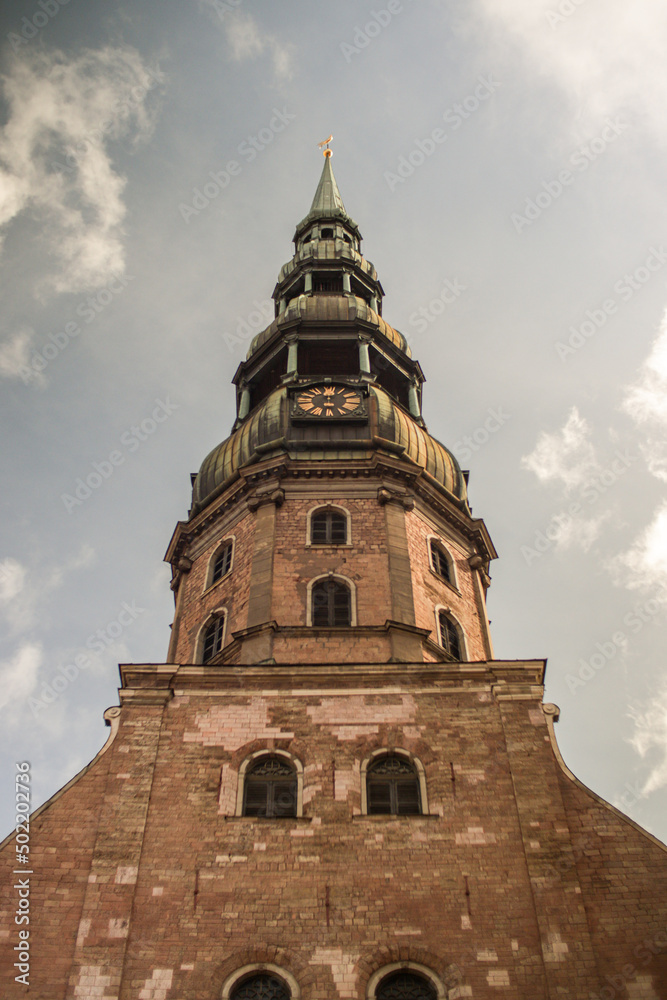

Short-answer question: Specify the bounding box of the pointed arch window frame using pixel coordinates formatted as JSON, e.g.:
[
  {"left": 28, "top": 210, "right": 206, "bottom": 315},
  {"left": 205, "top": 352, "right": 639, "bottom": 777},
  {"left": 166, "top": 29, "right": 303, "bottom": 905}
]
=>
[{"left": 359, "top": 749, "right": 429, "bottom": 817}]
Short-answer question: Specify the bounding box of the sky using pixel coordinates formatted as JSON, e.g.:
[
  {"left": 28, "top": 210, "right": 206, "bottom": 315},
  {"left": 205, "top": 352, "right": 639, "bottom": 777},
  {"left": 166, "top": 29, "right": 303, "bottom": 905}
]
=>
[{"left": 0, "top": 0, "right": 666, "bottom": 843}]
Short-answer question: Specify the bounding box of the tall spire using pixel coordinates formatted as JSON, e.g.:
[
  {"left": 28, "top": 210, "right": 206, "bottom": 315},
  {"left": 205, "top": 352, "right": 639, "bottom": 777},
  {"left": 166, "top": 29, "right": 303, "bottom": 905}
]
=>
[
  {"left": 309, "top": 153, "right": 346, "bottom": 216},
  {"left": 294, "top": 154, "right": 360, "bottom": 246}
]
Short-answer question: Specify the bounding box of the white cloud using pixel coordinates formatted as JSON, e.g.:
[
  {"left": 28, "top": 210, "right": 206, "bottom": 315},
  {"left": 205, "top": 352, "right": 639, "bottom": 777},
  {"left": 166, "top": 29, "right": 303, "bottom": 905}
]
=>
[
  {"left": 226, "top": 12, "right": 265, "bottom": 60},
  {"left": 628, "top": 682, "right": 667, "bottom": 795},
  {"left": 550, "top": 511, "right": 609, "bottom": 553},
  {"left": 521, "top": 407, "right": 599, "bottom": 491},
  {"left": 622, "top": 307, "right": 667, "bottom": 481},
  {"left": 471, "top": 0, "right": 667, "bottom": 144},
  {"left": 612, "top": 502, "right": 667, "bottom": 592},
  {"left": 0, "top": 46, "right": 162, "bottom": 295},
  {"left": 202, "top": 7, "right": 295, "bottom": 80},
  {"left": 0, "top": 642, "right": 42, "bottom": 712},
  {"left": 0, "top": 328, "right": 44, "bottom": 384},
  {"left": 0, "top": 557, "right": 27, "bottom": 603},
  {"left": 0, "top": 546, "right": 95, "bottom": 634}
]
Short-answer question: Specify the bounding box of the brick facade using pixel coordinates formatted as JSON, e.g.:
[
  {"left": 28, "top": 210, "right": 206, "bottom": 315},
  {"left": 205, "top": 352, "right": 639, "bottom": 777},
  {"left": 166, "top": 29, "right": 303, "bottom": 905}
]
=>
[
  {"left": 3, "top": 156, "right": 666, "bottom": 999},
  {"left": 2, "top": 664, "right": 666, "bottom": 998}
]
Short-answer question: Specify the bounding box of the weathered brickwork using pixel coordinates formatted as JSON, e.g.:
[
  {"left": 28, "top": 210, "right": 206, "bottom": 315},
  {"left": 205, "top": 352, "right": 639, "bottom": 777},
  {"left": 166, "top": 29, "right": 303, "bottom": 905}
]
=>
[
  {"left": 2, "top": 664, "right": 666, "bottom": 999},
  {"left": 404, "top": 506, "right": 490, "bottom": 661},
  {"left": 173, "top": 508, "right": 255, "bottom": 663},
  {"left": 271, "top": 496, "right": 390, "bottom": 628},
  {"left": 168, "top": 480, "right": 491, "bottom": 668}
]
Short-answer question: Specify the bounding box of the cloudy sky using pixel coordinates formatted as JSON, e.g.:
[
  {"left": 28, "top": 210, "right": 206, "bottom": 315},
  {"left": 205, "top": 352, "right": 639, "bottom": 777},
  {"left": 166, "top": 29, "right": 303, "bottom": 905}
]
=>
[{"left": 1, "top": 0, "right": 666, "bottom": 842}]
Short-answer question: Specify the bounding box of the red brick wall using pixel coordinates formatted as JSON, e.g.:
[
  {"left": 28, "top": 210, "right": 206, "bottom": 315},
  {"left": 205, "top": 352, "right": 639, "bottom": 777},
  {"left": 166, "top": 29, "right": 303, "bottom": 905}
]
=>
[
  {"left": 4, "top": 669, "right": 665, "bottom": 999},
  {"left": 173, "top": 510, "right": 255, "bottom": 662},
  {"left": 405, "top": 507, "right": 488, "bottom": 660},
  {"left": 271, "top": 498, "right": 391, "bottom": 627}
]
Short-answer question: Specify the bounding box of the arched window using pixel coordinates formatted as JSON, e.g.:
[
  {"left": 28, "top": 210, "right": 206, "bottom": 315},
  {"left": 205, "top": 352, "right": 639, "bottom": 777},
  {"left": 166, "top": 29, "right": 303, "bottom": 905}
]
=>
[
  {"left": 376, "top": 972, "right": 437, "bottom": 1000},
  {"left": 243, "top": 756, "right": 297, "bottom": 817},
  {"left": 437, "top": 610, "right": 461, "bottom": 660},
  {"left": 366, "top": 756, "right": 421, "bottom": 815},
  {"left": 430, "top": 540, "right": 452, "bottom": 584},
  {"left": 211, "top": 540, "right": 233, "bottom": 585},
  {"left": 202, "top": 613, "right": 225, "bottom": 663},
  {"left": 311, "top": 578, "right": 351, "bottom": 626},
  {"left": 311, "top": 508, "right": 347, "bottom": 545},
  {"left": 231, "top": 975, "right": 291, "bottom": 1000}
]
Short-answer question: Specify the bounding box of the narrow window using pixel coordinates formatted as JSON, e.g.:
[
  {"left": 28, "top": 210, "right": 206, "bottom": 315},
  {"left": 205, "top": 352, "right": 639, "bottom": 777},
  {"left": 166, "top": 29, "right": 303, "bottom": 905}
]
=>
[
  {"left": 202, "top": 614, "right": 225, "bottom": 663},
  {"left": 376, "top": 972, "right": 437, "bottom": 1000},
  {"left": 231, "top": 975, "right": 290, "bottom": 1000},
  {"left": 438, "top": 610, "right": 461, "bottom": 660},
  {"left": 320, "top": 227, "right": 334, "bottom": 238},
  {"left": 243, "top": 757, "right": 297, "bottom": 818},
  {"left": 430, "top": 541, "right": 451, "bottom": 583},
  {"left": 211, "top": 541, "right": 233, "bottom": 584},
  {"left": 367, "top": 756, "right": 421, "bottom": 815},
  {"left": 311, "top": 509, "right": 347, "bottom": 545},
  {"left": 311, "top": 579, "right": 351, "bottom": 627}
]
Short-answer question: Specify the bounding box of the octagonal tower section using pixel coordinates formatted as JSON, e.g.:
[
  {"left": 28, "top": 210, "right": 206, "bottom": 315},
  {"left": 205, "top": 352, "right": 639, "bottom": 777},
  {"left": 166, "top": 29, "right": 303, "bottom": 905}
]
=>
[{"left": 164, "top": 156, "right": 497, "bottom": 667}]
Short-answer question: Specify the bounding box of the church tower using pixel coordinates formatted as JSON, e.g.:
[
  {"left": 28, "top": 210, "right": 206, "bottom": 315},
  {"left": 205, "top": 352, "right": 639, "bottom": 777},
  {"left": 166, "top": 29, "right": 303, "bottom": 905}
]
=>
[{"left": 2, "top": 155, "right": 666, "bottom": 1000}]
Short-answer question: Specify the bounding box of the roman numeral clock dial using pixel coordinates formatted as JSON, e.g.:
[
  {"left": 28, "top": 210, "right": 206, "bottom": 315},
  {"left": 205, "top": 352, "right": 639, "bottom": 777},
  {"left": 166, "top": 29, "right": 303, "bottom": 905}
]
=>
[{"left": 296, "top": 385, "right": 362, "bottom": 418}]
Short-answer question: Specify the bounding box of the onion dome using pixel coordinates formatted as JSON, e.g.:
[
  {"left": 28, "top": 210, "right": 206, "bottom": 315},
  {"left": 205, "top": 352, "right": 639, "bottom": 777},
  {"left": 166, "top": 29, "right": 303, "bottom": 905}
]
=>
[{"left": 191, "top": 385, "right": 467, "bottom": 515}]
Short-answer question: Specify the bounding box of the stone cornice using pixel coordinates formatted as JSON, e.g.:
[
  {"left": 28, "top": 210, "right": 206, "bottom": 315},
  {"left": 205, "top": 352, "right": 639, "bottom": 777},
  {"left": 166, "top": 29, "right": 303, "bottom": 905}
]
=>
[{"left": 118, "top": 657, "right": 546, "bottom": 694}]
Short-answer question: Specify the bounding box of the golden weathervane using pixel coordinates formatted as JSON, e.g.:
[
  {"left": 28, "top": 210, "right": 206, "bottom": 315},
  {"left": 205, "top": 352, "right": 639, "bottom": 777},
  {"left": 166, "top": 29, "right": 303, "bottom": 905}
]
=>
[{"left": 317, "top": 134, "right": 333, "bottom": 158}]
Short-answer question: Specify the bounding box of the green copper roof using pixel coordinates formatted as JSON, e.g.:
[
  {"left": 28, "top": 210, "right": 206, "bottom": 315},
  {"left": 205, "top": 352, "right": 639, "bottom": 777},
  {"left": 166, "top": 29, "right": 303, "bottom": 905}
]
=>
[
  {"left": 294, "top": 157, "right": 360, "bottom": 239},
  {"left": 310, "top": 155, "right": 346, "bottom": 216},
  {"left": 191, "top": 385, "right": 466, "bottom": 514}
]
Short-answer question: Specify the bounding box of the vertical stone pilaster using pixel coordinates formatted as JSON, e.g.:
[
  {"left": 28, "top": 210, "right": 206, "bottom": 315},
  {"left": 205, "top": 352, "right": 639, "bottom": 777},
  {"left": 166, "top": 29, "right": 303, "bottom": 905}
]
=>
[
  {"left": 383, "top": 501, "right": 416, "bottom": 629},
  {"left": 246, "top": 502, "right": 278, "bottom": 629}
]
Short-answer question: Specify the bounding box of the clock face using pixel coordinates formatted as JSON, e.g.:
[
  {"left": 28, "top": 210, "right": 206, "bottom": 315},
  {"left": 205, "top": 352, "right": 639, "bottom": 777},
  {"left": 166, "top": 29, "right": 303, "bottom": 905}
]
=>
[{"left": 296, "top": 385, "right": 362, "bottom": 417}]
